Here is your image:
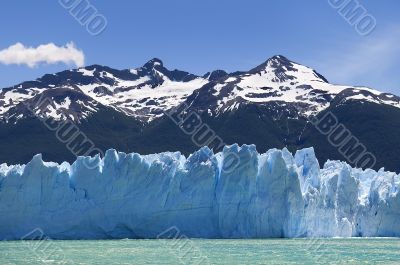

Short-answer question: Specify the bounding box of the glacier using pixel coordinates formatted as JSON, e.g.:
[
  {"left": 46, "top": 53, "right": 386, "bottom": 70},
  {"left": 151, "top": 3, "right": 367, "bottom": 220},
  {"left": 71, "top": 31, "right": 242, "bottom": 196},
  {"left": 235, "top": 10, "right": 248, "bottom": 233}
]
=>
[{"left": 0, "top": 145, "right": 399, "bottom": 240}]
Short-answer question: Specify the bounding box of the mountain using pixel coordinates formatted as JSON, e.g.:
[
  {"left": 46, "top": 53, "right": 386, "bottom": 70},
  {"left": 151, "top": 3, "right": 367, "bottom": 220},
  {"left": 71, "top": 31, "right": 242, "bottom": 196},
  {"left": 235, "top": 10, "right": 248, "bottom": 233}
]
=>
[
  {"left": 0, "top": 55, "right": 399, "bottom": 172},
  {"left": 0, "top": 58, "right": 207, "bottom": 123},
  {"left": 185, "top": 55, "right": 400, "bottom": 118}
]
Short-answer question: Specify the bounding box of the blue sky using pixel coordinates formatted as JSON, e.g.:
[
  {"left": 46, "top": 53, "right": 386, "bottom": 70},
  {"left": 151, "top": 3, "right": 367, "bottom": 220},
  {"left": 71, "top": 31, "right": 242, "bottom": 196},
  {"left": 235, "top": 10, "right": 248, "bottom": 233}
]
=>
[{"left": 1, "top": 0, "right": 399, "bottom": 94}]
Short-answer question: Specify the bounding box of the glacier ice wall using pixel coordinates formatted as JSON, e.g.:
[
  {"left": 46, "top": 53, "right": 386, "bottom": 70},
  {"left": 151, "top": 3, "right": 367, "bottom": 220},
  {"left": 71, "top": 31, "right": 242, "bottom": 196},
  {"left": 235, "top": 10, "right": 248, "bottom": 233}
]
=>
[{"left": 0, "top": 145, "right": 399, "bottom": 240}]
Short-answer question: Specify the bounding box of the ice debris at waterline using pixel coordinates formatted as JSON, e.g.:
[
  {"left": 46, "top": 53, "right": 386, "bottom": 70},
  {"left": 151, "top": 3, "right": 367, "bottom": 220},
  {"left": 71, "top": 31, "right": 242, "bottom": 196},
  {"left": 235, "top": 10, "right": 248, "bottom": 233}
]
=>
[{"left": 0, "top": 145, "right": 399, "bottom": 240}]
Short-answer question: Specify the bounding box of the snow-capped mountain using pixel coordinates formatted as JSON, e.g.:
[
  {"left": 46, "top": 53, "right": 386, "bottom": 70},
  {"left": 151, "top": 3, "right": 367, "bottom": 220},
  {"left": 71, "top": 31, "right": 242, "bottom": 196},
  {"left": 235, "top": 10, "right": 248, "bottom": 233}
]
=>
[
  {"left": 1, "top": 55, "right": 399, "bottom": 123},
  {"left": 185, "top": 55, "right": 400, "bottom": 118},
  {"left": 0, "top": 58, "right": 208, "bottom": 122},
  {"left": 1, "top": 55, "right": 400, "bottom": 173}
]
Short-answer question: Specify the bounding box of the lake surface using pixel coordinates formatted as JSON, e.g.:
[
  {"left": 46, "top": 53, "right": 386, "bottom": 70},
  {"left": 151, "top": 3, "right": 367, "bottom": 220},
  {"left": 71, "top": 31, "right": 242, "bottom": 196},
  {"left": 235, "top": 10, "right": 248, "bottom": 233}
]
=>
[{"left": 0, "top": 238, "right": 399, "bottom": 264}]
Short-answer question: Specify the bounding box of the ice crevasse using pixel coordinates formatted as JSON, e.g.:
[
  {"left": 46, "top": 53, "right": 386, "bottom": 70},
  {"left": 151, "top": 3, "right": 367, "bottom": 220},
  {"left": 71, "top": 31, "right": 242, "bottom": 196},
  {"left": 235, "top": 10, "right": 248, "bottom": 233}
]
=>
[{"left": 0, "top": 144, "right": 399, "bottom": 240}]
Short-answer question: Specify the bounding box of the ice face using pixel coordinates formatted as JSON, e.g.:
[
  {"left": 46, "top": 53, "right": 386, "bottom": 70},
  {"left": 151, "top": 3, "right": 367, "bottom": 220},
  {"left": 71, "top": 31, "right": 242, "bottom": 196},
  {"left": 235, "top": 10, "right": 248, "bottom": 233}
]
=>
[{"left": 0, "top": 145, "right": 399, "bottom": 240}]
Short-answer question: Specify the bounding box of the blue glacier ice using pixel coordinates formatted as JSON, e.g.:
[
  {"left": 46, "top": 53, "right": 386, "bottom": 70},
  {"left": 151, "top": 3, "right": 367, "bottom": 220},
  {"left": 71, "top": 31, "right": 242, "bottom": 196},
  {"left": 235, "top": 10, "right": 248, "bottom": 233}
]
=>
[{"left": 0, "top": 145, "right": 399, "bottom": 240}]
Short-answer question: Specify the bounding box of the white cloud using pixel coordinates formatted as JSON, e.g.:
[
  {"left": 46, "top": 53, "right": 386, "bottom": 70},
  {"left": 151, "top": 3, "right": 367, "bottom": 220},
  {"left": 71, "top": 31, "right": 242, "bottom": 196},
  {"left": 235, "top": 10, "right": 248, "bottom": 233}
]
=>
[
  {"left": 0, "top": 42, "right": 85, "bottom": 68},
  {"left": 308, "top": 26, "right": 400, "bottom": 92},
  {"left": 325, "top": 31, "right": 399, "bottom": 82}
]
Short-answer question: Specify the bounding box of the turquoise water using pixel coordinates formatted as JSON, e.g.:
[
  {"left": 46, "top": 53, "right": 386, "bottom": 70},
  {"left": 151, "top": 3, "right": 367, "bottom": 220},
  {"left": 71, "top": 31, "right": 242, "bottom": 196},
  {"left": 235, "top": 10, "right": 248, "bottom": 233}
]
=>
[{"left": 0, "top": 238, "right": 399, "bottom": 264}]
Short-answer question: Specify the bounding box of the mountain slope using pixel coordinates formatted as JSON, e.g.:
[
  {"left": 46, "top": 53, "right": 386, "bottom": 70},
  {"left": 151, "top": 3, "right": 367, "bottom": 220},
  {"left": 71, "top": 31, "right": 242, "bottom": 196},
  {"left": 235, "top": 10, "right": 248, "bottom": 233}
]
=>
[
  {"left": 0, "top": 58, "right": 208, "bottom": 123},
  {"left": 0, "top": 55, "right": 399, "bottom": 172},
  {"left": 185, "top": 55, "right": 400, "bottom": 119}
]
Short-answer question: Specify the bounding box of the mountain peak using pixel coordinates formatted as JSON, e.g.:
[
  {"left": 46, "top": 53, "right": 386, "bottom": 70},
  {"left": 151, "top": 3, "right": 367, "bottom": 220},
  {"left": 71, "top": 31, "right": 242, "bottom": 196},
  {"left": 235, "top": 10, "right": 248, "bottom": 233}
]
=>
[
  {"left": 268, "top": 55, "right": 290, "bottom": 63},
  {"left": 203, "top": 70, "right": 228, "bottom": 81},
  {"left": 143, "top": 58, "right": 163, "bottom": 69},
  {"left": 265, "top": 55, "right": 294, "bottom": 69},
  {"left": 248, "top": 55, "right": 295, "bottom": 75}
]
